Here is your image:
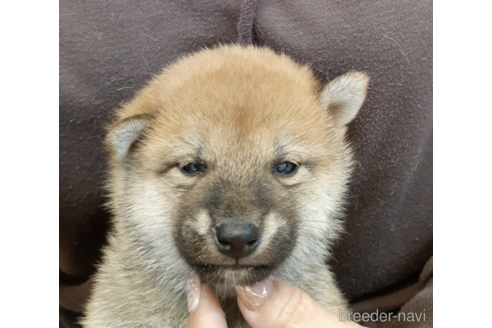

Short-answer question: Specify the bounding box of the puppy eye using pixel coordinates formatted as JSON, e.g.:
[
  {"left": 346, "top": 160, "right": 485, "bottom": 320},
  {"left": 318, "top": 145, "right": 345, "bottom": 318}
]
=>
[
  {"left": 180, "top": 162, "right": 206, "bottom": 175},
  {"left": 273, "top": 162, "right": 298, "bottom": 177}
]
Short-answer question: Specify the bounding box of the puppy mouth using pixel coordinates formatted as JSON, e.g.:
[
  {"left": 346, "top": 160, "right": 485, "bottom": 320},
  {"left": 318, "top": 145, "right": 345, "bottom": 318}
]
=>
[
  {"left": 194, "top": 264, "right": 273, "bottom": 287},
  {"left": 216, "top": 264, "right": 268, "bottom": 271}
]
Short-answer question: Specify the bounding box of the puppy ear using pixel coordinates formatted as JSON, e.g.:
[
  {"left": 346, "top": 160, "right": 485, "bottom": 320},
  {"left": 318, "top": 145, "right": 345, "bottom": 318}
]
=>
[
  {"left": 320, "top": 72, "right": 369, "bottom": 126},
  {"left": 105, "top": 114, "right": 153, "bottom": 160}
]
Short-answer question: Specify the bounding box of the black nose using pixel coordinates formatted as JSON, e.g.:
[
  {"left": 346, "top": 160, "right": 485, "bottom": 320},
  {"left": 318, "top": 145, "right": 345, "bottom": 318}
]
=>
[{"left": 215, "top": 223, "right": 260, "bottom": 259}]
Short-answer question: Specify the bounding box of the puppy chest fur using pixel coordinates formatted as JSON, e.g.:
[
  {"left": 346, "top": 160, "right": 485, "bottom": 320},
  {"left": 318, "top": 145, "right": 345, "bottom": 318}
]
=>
[{"left": 82, "top": 45, "right": 369, "bottom": 328}]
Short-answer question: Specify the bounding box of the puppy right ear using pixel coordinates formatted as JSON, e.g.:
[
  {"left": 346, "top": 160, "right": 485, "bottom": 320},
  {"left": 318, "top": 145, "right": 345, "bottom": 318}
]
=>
[{"left": 105, "top": 114, "right": 153, "bottom": 160}]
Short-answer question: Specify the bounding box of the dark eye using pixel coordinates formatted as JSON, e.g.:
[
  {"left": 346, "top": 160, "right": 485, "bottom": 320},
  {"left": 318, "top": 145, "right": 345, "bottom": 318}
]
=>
[
  {"left": 180, "top": 162, "right": 206, "bottom": 175},
  {"left": 273, "top": 162, "right": 298, "bottom": 177}
]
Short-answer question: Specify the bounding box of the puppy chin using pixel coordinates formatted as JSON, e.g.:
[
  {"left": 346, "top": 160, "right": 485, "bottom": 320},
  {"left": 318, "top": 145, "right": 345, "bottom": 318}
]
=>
[{"left": 196, "top": 265, "right": 273, "bottom": 297}]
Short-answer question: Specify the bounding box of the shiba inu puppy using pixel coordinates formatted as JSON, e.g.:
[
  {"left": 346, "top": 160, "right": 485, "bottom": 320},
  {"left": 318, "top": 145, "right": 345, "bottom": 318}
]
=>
[{"left": 82, "top": 45, "right": 369, "bottom": 328}]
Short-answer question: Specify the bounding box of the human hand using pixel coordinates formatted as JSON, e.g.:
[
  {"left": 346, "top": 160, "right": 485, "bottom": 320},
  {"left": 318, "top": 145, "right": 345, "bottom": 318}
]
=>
[{"left": 186, "top": 272, "right": 364, "bottom": 328}]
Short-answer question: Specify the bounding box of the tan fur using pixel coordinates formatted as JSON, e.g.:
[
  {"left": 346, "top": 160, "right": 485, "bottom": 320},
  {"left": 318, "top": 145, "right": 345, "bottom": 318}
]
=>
[{"left": 82, "top": 45, "right": 369, "bottom": 328}]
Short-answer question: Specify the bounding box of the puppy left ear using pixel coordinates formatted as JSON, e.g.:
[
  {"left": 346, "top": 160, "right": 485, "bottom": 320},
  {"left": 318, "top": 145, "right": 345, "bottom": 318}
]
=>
[{"left": 320, "top": 72, "right": 369, "bottom": 126}]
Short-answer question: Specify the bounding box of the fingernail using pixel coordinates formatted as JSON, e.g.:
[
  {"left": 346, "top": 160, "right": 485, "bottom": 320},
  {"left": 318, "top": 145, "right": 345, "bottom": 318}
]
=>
[
  {"left": 235, "top": 277, "right": 275, "bottom": 311},
  {"left": 187, "top": 271, "right": 201, "bottom": 313}
]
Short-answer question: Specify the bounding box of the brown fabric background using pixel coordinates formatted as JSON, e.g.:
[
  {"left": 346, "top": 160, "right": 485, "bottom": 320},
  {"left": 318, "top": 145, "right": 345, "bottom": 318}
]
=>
[{"left": 60, "top": 0, "right": 432, "bottom": 326}]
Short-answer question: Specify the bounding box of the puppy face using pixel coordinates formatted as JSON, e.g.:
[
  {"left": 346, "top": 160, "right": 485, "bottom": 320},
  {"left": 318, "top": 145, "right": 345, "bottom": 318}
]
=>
[{"left": 105, "top": 46, "right": 368, "bottom": 294}]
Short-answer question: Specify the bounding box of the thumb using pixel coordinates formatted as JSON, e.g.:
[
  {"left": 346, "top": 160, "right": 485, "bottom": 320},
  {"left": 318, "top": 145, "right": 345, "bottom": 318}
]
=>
[
  {"left": 186, "top": 272, "right": 227, "bottom": 328},
  {"left": 236, "top": 277, "right": 361, "bottom": 328}
]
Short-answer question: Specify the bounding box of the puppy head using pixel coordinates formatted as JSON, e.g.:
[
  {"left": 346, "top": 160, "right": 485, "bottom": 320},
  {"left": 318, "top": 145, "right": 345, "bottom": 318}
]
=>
[{"left": 105, "top": 46, "right": 369, "bottom": 294}]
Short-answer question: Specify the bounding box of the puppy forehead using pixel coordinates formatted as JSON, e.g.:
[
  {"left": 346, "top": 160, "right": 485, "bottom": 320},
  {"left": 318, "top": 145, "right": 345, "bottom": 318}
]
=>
[
  {"left": 151, "top": 101, "right": 328, "bottom": 163},
  {"left": 160, "top": 81, "right": 326, "bottom": 138}
]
